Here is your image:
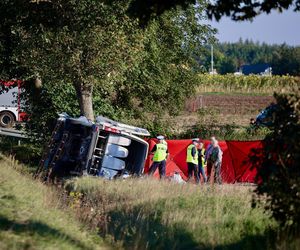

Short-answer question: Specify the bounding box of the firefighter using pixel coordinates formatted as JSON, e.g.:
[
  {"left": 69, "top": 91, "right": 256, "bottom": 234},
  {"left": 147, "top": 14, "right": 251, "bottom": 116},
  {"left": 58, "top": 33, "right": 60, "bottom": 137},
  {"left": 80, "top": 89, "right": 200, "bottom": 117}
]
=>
[
  {"left": 148, "top": 135, "right": 168, "bottom": 179},
  {"left": 186, "top": 138, "right": 200, "bottom": 184}
]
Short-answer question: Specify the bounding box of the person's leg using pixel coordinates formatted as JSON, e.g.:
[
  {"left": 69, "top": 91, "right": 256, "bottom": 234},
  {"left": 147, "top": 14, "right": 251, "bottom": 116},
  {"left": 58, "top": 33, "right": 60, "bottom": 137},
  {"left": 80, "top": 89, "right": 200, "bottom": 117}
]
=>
[
  {"left": 207, "top": 161, "right": 212, "bottom": 182},
  {"left": 197, "top": 164, "right": 201, "bottom": 182},
  {"left": 187, "top": 163, "right": 193, "bottom": 182},
  {"left": 210, "top": 163, "right": 215, "bottom": 185},
  {"left": 159, "top": 160, "right": 166, "bottom": 179},
  {"left": 148, "top": 162, "right": 159, "bottom": 175},
  {"left": 214, "top": 164, "right": 217, "bottom": 182},
  {"left": 199, "top": 165, "right": 207, "bottom": 183},
  {"left": 215, "top": 163, "right": 222, "bottom": 184},
  {"left": 194, "top": 164, "right": 199, "bottom": 184}
]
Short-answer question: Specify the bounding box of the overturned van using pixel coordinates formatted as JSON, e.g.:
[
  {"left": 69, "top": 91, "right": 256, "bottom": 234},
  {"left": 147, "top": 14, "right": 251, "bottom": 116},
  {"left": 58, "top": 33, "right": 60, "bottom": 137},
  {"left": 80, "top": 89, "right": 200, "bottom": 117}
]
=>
[{"left": 36, "top": 114, "right": 150, "bottom": 181}]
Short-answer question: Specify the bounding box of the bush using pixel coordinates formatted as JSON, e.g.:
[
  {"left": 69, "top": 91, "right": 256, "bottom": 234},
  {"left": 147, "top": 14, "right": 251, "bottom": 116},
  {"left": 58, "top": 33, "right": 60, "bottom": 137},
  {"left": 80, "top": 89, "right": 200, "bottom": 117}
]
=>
[
  {"left": 0, "top": 137, "right": 41, "bottom": 167},
  {"left": 251, "top": 88, "right": 300, "bottom": 235}
]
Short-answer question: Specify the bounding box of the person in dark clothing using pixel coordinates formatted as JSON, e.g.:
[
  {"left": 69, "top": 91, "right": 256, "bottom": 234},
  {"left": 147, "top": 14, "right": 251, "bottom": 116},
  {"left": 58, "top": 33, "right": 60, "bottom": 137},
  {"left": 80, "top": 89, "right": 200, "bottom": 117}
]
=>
[
  {"left": 186, "top": 138, "right": 200, "bottom": 184},
  {"left": 205, "top": 137, "right": 216, "bottom": 182},
  {"left": 208, "top": 139, "right": 223, "bottom": 184},
  {"left": 148, "top": 135, "right": 169, "bottom": 179}
]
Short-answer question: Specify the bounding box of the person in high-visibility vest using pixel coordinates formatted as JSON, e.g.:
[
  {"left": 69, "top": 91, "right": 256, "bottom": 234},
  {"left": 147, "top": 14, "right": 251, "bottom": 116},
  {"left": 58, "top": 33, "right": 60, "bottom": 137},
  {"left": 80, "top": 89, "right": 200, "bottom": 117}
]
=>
[
  {"left": 148, "top": 135, "right": 169, "bottom": 179},
  {"left": 197, "top": 142, "right": 207, "bottom": 183},
  {"left": 186, "top": 138, "right": 200, "bottom": 184}
]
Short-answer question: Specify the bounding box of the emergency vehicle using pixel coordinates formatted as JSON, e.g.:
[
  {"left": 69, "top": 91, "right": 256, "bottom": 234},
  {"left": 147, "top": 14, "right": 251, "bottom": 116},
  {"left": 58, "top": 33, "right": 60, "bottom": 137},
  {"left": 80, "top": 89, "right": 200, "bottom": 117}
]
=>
[
  {"left": 0, "top": 80, "right": 26, "bottom": 128},
  {"left": 36, "top": 114, "right": 150, "bottom": 181}
]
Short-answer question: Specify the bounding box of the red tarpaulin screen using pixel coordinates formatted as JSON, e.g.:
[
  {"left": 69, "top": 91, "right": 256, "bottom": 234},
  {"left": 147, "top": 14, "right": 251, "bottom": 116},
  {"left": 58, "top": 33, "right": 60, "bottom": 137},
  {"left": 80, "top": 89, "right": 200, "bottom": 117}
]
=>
[{"left": 144, "top": 139, "right": 262, "bottom": 183}]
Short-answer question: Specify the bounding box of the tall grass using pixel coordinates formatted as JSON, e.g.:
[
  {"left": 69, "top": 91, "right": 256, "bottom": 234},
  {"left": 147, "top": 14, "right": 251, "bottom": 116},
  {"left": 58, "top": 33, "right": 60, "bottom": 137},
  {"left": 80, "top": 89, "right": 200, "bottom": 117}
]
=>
[
  {"left": 0, "top": 155, "right": 107, "bottom": 250},
  {"left": 196, "top": 74, "right": 300, "bottom": 94},
  {"left": 1, "top": 154, "right": 298, "bottom": 249},
  {"left": 65, "top": 177, "right": 277, "bottom": 250}
]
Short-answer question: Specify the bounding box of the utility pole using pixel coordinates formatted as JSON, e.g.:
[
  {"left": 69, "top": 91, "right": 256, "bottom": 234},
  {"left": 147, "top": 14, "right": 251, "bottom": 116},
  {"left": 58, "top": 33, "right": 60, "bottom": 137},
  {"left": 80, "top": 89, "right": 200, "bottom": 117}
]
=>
[{"left": 211, "top": 44, "right": 214, "bottom": 74}]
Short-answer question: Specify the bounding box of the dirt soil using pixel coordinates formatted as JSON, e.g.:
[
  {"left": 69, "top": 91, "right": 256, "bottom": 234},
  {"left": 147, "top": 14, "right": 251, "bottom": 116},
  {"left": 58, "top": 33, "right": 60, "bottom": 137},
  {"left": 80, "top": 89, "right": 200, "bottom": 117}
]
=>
[
  {"left": 168, "top": 95, "right": 275, "bottom": 132},
  {"left": 185, "top": 95, "right": 275, "bottom": 114}
]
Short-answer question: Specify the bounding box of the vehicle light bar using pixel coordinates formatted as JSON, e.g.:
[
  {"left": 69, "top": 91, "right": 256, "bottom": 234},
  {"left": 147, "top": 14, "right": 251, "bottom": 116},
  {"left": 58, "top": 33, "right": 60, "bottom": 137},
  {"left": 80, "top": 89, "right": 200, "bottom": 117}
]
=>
[
  {"left": 103, "top": 125, "right": 121, "bottom": 134},
  {"left": 96, "top": 116, "right": 150, "bottom": 137}
]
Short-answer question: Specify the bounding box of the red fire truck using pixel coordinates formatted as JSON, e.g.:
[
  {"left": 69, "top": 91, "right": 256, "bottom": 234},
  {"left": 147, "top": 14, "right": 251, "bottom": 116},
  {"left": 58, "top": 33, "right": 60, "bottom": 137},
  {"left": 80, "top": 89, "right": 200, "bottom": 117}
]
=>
[{"left": 0, "top": 80, "right": 27, "bottom": 128}]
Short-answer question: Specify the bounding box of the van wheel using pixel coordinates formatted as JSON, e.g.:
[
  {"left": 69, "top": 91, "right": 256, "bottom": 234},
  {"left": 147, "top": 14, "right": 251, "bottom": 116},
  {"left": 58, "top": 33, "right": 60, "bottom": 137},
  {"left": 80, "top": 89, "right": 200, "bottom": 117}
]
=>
[{"left": 0, "top": 111, "right": 16, "bottom": 128}]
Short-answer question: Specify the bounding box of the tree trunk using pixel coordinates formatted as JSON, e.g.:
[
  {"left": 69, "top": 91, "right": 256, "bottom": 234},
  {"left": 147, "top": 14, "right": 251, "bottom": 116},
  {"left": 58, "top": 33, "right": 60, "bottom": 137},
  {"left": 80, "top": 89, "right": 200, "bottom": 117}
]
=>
[{"left": 74, "top": 82, "right": 94, "bottom": 121}]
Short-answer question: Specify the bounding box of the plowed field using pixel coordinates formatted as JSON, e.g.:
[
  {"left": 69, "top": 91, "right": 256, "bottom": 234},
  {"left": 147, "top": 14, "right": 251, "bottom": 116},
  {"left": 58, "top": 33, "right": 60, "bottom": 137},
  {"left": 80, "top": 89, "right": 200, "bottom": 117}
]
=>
[
  {"left": 168, "top": 95, "right": 275, "bottom": 132},
  {"left": 186, "top": 95, "right": 274, "bottom": 115}
]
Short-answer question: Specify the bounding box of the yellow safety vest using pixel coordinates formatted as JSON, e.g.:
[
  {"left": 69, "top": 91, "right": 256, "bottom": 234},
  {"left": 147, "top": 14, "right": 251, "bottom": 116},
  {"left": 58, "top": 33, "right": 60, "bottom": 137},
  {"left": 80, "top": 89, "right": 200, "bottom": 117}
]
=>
[
  {"left": 153, "top": 143, "right": 168, "bottom": 162},
  {"left": 162, "top": 140, "right": 168, "bottom": 146},
  {"left": 186, "top": 144, "right": 198, "bottom": 165},
  {"left": 199, "top": 148, "right": 206, "bottom": 167}
]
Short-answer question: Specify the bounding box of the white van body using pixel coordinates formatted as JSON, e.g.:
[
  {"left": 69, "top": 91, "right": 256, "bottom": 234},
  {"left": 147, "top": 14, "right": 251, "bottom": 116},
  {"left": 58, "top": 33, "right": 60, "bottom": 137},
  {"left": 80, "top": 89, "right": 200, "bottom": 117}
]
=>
[
  {"left": 38, "top": 114, "right": 150, "bottom": 180},
  {"left": 0, "top": 87, "right": 19, "bottom": 127}
]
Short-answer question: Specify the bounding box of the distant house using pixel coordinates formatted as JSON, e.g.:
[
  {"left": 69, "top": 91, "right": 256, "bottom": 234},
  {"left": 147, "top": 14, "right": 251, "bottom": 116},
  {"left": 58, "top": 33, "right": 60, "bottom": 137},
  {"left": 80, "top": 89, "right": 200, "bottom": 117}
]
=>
[
  {"left": 234, "top": 70, "right": 243, "bottom": 76},
  {"left": 209, "top": 68, "right": 218, "bottom": 75},
  {"left": 241, "top": 63, "right": 272, "bottom": 76}
]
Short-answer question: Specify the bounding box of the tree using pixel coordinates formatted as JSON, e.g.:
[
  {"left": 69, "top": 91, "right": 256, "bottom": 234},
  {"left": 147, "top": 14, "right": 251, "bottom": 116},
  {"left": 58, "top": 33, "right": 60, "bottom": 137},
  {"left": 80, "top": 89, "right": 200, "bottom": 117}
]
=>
[
  {"left": 0, "top": 0, "right": 146, "bottom": 121},
  {"left": 1, "top": 0, "right": 299, "bottom": 122},
  {"left": 122, "top": 0, "right": 196, "bottom": 25},
  {"left": 0, "top": 0, "right": 214, "bottom": 137},
  {"left": 199, "top": 41, "right": 300, "bottom": 76},
  {"left": 0, "top": 0, "right": 214, "bottom": 123},
  {"left": 207, "top": 0, "right": 300, "bottom": 21},
  {"left": 118, "top": 3, "right": 215, "bottom": 117},
  {"left": 251, "top": 89, "right": 300, "bottom": 234},
  {"left": 121, "top": 0, "right": 300, "bottom": 23},
  {"left": 272, "top": 45, "right": 300, "bottom": 75},
  {"left": 218, "top": 57, "right": 236, "bottom": 74}
]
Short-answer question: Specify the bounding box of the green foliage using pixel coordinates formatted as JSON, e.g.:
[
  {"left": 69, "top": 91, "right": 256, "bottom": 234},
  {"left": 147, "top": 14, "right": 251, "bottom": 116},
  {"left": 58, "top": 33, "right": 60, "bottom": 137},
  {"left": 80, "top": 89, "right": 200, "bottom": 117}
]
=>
[
  {"left": 0, "top": 137, "right": 41, "bottom": 166},
  {"left": 10, "top": 0, "right": 146, "bottom": 119},
  {"left": 0, "top": 0, "right": 215, "bottom": 140},
  {"left": 272, "top": 45, "right": 300, "bottom": 76},
  {"left": 140, "top": 118, "right": 175, "bottom": 138},
  {"left": 199, "top": 41, "right": 300, "bottom": 76},
  {"left": 21, "top": 81, "right": 80, "bottom": 140},
  {"left": 207, "top": 0, "right": 300, "bottom": 21},
  {"left": 196, "top": 74, "right": 300, "bottom": 94},
  {"left": 125, "top": 0, "right": 196, "bottom": 25},
  {"left": 251, "top": 88, "right": 300, "bottom": 235}
]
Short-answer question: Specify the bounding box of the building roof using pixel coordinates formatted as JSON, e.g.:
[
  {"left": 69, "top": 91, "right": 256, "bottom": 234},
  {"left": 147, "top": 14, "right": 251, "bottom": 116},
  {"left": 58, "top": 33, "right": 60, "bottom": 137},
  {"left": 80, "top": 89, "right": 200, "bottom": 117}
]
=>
[{"left": 242, "top": 63, "right": 271, "bottom": 75}]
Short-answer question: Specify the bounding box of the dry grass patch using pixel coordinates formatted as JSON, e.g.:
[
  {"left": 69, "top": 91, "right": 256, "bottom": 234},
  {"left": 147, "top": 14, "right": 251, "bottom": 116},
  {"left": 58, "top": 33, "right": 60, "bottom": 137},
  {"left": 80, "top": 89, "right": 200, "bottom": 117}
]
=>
[{"left": 66, "top": 177, "right": 277, "bottom": 250}]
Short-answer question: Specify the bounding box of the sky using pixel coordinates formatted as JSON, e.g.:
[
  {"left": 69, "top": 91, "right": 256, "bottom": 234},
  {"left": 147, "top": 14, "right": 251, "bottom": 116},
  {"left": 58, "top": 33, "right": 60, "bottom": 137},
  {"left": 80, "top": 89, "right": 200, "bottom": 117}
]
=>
[{"left": 210, "top": 8, "right": 300, "bottom": 46}]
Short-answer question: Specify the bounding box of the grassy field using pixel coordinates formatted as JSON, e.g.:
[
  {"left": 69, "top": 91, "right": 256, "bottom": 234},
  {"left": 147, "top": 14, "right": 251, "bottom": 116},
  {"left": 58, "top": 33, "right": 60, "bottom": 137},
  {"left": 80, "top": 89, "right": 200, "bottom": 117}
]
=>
[
  {"left": 1, "top": 154, "right": 299, "bottom": 250},
  {"left": 65, "top": 177, "right": 278, "bottom": 250},
  {"left": 0, "top": 155, "right": 107, "bottom": 250}
]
